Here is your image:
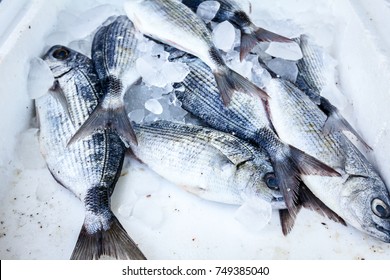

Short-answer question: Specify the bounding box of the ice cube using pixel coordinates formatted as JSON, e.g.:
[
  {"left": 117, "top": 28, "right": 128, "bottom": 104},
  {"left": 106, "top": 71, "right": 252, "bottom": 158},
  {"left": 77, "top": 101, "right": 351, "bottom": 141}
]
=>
[
  {"left": 27, "top": 57, "right": 54, "bottom": 100},
  {"left": 266, "top": 41, "right": 303, "bottom": 61},
  {"left": 234, "top": 198, "right": 272, "bottom": 233},
  {"left": 117, "top": 203, "right": 134, "bottom": 219},
  {"left": 196, "top": 1, "right": 220, "bottom": 23},
  {"left": 136, "top": 36, "right": 154, "bottom": 54},
  {"left": 132, "top": 198, "right": 164, "bottom": 229},
  {"left": 68, "top": 38, "right": 92, "bottom": 57},
  {"left": 145, "top": 99, "right": 163, "bottom": 115},
  {"left": 169, "top": 106, "right": 188, "bottom": 122},
  {"left": 212, "top": 21, "right": 236, "bottom": 52},
  {"left": 266, "top": 58, "right": 298, "bottom": 82},
  {"left": 151, "top": 43, "right": 169, "bottom": 60},
  {"left": 226, "top": 51, "right": 253, "bottom": 79},
  {"left": 251, "top": 62, "right": 272, "bottom": 88},
  {"left": 125, "top": 84, "right": 164, "bottom": 112},
  {"left": 136, "top": 56, "right": 167, "bottom": 87},
  {"left": 128, "top": 109, "right": 145, "bottom": 123},
  {"left": 143, "top": 113, "right": 159, "bottom": 123},
  {"left": 161, "top": 61, "right": 190, "bottom": 84},
  {"left": 45, "top": 31, "right": 73, "bottom": 47},
  {"left": 136, "top": 54, "right": 189, "bottom": 88}
]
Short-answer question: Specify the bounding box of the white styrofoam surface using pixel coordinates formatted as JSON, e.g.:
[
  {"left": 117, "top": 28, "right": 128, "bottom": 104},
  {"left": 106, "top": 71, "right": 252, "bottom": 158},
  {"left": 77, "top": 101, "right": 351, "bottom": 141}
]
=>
[{"left": 1, "top": 0, "right": 390, "bottom": 259}]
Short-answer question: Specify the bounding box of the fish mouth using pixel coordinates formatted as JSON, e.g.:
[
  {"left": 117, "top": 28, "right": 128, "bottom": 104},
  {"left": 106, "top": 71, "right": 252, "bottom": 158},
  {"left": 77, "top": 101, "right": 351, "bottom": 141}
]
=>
[{"left": 374, "top": 224, "right": 390, "bottom": 243}]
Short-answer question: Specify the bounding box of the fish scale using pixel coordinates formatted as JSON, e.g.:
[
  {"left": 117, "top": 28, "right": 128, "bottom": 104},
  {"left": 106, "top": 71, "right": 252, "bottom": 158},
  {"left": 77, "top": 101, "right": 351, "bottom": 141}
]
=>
[
  {"left": 38, "top": 45, "right": 146, "bottom": 259},
  {"left": 174, "top": 56, "right": 340, "bottom": 217},
  {"left": 181, "top": 0, "right": 293, "bottom": 60},
  {"left": 266, "top": 78, "right": 390, "bottom": 242},
  {"left": 294, "top": 34, "right": 371, "bottom": 149},
  {"left": 156, "top": 0, "right": 212, "bottom": 41},
  {"left": 125, "top": 0, "right": 269, "bottom": 105},
  {"left": 68, "top": 16, "right": 140, "bottom": 148},
  {"left": 98, "top": 16, "right": 139, "bottom": 76},
  {"left": 130, "top": 120, "right": 283, "bottom": 207},
  {"left": 269, "top": 79, "right": 343, "bottom": 163},
  {"left": 296, "top": 35, "right": 326, "bottom": 96}
]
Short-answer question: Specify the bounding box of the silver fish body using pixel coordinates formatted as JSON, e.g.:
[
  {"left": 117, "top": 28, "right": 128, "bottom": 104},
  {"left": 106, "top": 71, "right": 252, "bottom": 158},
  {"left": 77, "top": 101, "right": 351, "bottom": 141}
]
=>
[
  {"left": 69, "top": 16, "right": 140, "bottom": 148},
  {"left": 38, "top": 45, "right": 146, "bottom": 259},
  {"left": 173, "top": 56, "right": 339, "bottom": 217},
  {"left": 266, "top": 78, "right": 390, "bottom": 242},
  {"left": 124, "top": 0, "right": 268, "bottom": 105},
  {"left": 295, "top": 35, "right": 327, "bottom": 101},
  {"left": 131, "top": 120, "right": 284, "bottom": 208},
  {"left": 181, "top": 0, "right": 292, "bottom": 60},
  {"left": 294, "top": 34, "right": 370, "bottom": 149}
]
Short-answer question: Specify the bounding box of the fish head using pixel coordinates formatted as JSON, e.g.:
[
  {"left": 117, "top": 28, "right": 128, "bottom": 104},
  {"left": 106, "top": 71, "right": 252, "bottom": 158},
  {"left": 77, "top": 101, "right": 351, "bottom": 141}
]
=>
[
  {"left": 341, "top": 175, "right": 390, "bottom": 243},
  {"left": 42, "top": 45, "right": 90, "bottom": 78},
  {"left": 242, "top": 157, "right": 283, "bottom": 205}
]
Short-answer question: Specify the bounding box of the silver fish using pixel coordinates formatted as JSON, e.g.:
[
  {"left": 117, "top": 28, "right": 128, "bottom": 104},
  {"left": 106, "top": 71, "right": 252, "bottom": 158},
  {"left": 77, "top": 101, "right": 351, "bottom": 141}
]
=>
[
  {"left": 124, "top": 0, "right": 268, "bottom": 105},
  {"left": 173, "top": 56, "right": 340, "bottom": 219},
  {"left": 131, "top": 120, "right": 284, "bottom": 208},
  {"left": 37, "top": 45, "right": 146, "bottom": 259},
  {"left": 69, "top": 16, "right": 140, "bottom": 148},
  {"left": 265, "top": 78, "right": 390, "bottom": 242},
  {"left": 295, "top": 34, "right": 371, "bottom": 149},
  {"left": 181, "top": 0, "right": 292, "bottom": 60}
]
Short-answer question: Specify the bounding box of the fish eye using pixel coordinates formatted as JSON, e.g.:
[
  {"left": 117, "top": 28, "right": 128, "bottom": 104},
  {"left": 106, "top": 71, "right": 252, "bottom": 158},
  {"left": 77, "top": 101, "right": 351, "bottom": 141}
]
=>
[
  {"left": 371, "top": 198, "right": 390, "bottom": 219},
  {"left": 52, "top": 47, "right": 70, "bottom": 60},
  {"left": 264, "top": 172, "right": 279, "bottom": 190}
]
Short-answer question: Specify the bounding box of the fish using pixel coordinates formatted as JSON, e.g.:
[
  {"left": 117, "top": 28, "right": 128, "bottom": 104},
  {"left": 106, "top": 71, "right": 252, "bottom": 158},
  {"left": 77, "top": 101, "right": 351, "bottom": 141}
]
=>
[
  {"left": 264, "top": 77, "right": 390, "bottom": 242},
  {"left": 172, "top": 55, "right": 341, "bottom": 219},
  {"left": 68, "top": 16, "right": 140, "bottom": 148},
  {"left": 124, "top": 0, "right": 268, "bottom": 105},
  {"left": 294, "top": 34, "right": 371, "bottom": 149},
  {"left": 37, "top": 45, "right": 146, "bottom": 259},
  {"left": 131, "top": 120, "right": 285, "bottom": 208},
  {"left": 181, "top": 0, "right": 293, "bottom": 60}
]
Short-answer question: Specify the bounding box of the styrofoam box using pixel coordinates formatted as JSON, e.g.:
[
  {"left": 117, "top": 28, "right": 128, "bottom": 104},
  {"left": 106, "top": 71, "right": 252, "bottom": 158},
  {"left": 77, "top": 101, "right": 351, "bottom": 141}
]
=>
[{"left": 1, "top": 0, "right": 390, "bottom": 259}]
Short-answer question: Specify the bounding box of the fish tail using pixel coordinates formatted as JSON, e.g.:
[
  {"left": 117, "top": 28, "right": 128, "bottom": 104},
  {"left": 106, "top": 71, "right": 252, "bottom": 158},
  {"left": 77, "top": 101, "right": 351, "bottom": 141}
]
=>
[
  {"left": 278, "top": 181, "right": 346, "bottom": 236},
  {"left": 213, "top": 66, "right": 269, "bottom": 106},
  {"left": 288, "top": 145, "right": 341, "bottom": 177},
  {"left": 299, "top": 183, "right": 346, "bottom": 226},
  {"left": 279, "top": 208, "right": 300, "bottom": 236},
  {"left": 320, "top": 97, "right": 372, "bottom": 150},
  {"left": 70, "top": 215, "right": 146, "bottom": 260},
  {"left": 271, "top": 144, "right": 340, "bottom": 217},
  {"left": 67, "top": 101, "right": 137, "bottom": 148},
  {"left": 240, "top": 26, "right": 292, "bottom": 61},
  {"left": 271, "top": 150, "right": 301, "bottom": 217}
]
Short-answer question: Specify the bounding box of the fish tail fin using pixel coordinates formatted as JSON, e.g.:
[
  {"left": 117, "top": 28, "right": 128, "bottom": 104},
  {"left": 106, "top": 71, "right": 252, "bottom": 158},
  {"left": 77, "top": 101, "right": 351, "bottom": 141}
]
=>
[
  {"left": 278, "top": 181, "right": 346, "bottom": 235},
  {"left": 271, "top": 144, "right": 341, "bottom": 216},
  {"left": 71, "top": 215, "right": 146, "bottom": 260},
  {"left": 279, "top": 207, "right": 301, "bottom": 236},
  {"left": 288, "top": 145, "right": 341, "bottom": 177},
  {"left": 67, "top": 102, "right": 137, "bottom": 147},
  {"left": 299, "top": 184, "right": 346, "bottom": 226},
  {"left": 240, "top": 26, "right": 292, "bottom": 61},
  {"left": 322, "top": 112, "right": 372, "bottom": 151},
  {"left": 213, "top": 67, "right": 269, "bottom": 105},
  {"left": 319, "top": 97, "right": 371, "bottom": 150}
]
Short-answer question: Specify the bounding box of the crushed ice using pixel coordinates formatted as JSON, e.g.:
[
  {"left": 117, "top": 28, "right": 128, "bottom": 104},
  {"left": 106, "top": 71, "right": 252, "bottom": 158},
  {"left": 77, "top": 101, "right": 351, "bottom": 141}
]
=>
[
  {"left": 27, "top": 58, "right": 54, "bottom": 100},
  {"left": 234, "top": 197, "right": 272, "bottom": 233},
  {"left": 212, "top": 21, "right": 236, "bottom": 52},
  {"left": 196, "top": 1, "right": 220, "bottom": 24}
]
